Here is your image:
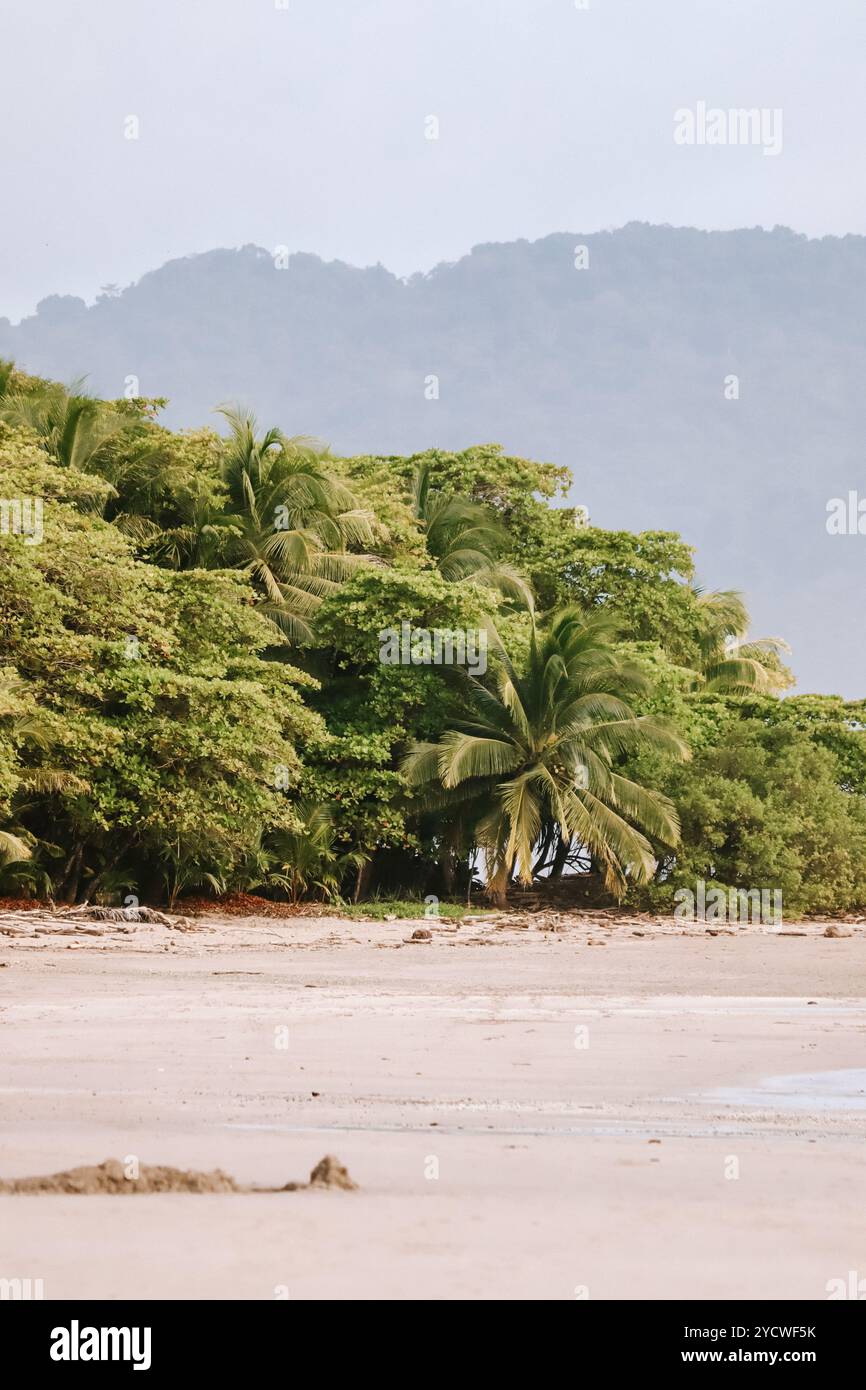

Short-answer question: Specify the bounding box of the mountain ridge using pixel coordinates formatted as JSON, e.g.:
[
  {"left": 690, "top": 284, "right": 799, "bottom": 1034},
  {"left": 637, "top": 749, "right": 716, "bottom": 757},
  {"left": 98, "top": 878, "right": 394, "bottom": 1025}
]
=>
[{"left": 3, "top": 221, "right": 865, "bottom": 694}]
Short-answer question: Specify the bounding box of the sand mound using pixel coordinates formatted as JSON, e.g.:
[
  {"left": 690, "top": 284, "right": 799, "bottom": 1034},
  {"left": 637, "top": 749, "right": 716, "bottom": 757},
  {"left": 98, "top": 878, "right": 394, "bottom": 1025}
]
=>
[
  {"left": 0, "top": 1155, "right": 358, "bottom": 1194},
  {"left": 0, "top": 1159, "right": 238, "bottom": 1195},
  {"left": 276, "top": 1155, "right": 359, "bottom": 1192},
  {"left": 307, "top": 1155, "right": 358, "bottom": 1190}
]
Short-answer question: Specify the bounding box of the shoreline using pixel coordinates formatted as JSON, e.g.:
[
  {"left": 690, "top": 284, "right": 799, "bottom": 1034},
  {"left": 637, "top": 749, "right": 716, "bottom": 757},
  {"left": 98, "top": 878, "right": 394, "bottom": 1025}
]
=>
[{"left": 2, "top": 922, "right": 864, "bottom": 1298}]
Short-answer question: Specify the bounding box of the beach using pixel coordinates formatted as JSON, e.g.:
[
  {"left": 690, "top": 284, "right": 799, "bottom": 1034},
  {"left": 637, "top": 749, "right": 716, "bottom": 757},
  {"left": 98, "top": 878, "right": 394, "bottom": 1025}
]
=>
[{"left": 1, "top": 913, "right": 864, "bottom": 1301}]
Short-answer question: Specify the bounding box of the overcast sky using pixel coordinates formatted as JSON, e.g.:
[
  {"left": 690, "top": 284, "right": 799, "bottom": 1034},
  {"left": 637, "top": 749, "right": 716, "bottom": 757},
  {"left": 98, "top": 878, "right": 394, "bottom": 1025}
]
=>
[{"left": 3, "top": 0, "right": 866, "bottom": 322}]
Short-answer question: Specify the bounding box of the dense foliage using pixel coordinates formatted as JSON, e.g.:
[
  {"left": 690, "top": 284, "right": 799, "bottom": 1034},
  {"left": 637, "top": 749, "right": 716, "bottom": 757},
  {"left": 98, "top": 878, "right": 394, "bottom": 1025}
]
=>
[{"left": 2, "top": 363, "right": 865, "bottom": 915}]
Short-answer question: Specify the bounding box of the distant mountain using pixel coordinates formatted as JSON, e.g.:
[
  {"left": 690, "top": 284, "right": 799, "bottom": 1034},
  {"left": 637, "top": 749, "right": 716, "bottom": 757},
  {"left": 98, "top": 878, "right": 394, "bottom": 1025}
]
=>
[{"left": 3, "top": 222, "right": 865, "bottom": 694}]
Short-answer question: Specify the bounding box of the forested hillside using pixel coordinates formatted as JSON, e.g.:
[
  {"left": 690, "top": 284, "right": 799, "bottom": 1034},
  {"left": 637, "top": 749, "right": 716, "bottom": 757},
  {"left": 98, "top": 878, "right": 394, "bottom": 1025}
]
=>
[{"left": 3, "top": 224, "right": 865, "bottom": 694}]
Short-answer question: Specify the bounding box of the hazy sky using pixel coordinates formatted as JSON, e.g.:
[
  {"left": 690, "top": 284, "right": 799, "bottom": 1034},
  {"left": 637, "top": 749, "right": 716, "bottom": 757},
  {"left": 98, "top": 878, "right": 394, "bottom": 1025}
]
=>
[{"left": 3, "top": 0, "right": 866, "bottom": 322}]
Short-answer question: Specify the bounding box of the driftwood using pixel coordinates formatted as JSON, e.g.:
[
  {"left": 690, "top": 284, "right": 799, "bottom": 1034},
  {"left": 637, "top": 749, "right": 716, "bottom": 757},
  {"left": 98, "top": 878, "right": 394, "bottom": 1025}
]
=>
[{"left": 0, "top": 904, "right": 194, "bottom": 937}]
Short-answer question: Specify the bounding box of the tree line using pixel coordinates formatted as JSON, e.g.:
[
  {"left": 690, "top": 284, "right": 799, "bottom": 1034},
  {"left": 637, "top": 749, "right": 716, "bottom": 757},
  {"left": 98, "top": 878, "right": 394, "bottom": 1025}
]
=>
[{"left": 2, "top": 363, "right": 865, "bottom": 914}]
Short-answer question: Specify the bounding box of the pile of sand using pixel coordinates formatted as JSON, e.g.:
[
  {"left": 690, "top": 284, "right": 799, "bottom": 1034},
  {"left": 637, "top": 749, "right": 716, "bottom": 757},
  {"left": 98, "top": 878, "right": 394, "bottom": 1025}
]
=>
[
  {"left": 301, "top": 1155, "right": 357, "bottom": 1191},
  {"left": 0, "top": 1159, "right": 239, "bottom": 1194},
  {"left": 0, "top": 1154, "right": 357, "bottom": 1194}
]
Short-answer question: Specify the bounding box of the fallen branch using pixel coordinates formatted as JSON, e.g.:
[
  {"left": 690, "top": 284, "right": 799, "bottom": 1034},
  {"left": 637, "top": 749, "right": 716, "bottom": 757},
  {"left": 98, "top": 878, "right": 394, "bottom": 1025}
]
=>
[{"left": 0, "top": 904, "right": 194, "bottom": 936}]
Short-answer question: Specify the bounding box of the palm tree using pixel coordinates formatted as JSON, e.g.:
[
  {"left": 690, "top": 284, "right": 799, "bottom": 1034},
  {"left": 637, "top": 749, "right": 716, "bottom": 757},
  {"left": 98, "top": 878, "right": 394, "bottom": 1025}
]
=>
[
  {"left": 267, "top": 801, "right": 368, "bottom": 904},
  {"left": 119, "top": 407, "right": 382, "bottom": 641},
  {"left": 402, "top": 609, "right": 687, "bottom": 906},
  {"left": 0, "top": 359, "right": 16, "bottom": 401},
  {"left": 412, "top": 462, "right": 533, "bottom": 608},
  {"left": 211, "top": 407, "right": 379, "bottom": 642},
  {"left": 1, "top": 381, "right": 130, "bottom": 474},
  {"left": 692, "top": 588, "right": 791, "bottom": 694},
  {"left": 114, "top": 474, "right": 230, "bottom": 570}
]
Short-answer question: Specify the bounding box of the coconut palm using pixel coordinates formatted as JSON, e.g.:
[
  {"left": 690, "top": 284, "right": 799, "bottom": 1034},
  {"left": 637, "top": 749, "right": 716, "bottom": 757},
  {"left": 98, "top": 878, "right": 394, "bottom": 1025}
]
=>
[
  {"left": 412, "top": 461, "right": 533, "bottom": 608},
  {"left": 0, "top": 828, "right": 30, "bottom": 865},
  {"left": 692, "top": 588, "right": 791, "bottom": 694},
  {"left": 0, "top": 381, "right": 130, "bottom": 474},
  {"left": 402, "top": 609, "right": 686, "bottom": 905},
  {"left": 210, "top": 407, "right": 379, "bottom": 642},
  {"left": 116, "top": 477, "right": 230, "bottom": 571},
  {"left": 125, "top": 407, "right": 381, "bottom": 641}
]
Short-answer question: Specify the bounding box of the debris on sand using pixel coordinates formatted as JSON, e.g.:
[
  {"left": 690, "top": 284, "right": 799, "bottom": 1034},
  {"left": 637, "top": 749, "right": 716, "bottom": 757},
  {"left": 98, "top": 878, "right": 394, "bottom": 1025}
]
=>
[
  {"left": 0, "top": 1159, "right": 239, "bottom": 1195},
  {"left": 0, "top": 1154, "right": 359, "bottom": 1195},
  {"left": 179, "top": 892, "right": 329, "bottom": 919},
  {"left": 0, "top": 904, "right": 195, "bottom": 938},
  {"left": 86, "top": 906, "right": 182, "bottom": 926}
]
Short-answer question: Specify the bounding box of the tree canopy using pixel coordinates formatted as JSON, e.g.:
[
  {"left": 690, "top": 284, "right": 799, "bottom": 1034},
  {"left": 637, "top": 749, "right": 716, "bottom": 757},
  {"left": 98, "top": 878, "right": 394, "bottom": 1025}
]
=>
[{"left": 2, "top": 363, "right": 864, "bottom": 915}]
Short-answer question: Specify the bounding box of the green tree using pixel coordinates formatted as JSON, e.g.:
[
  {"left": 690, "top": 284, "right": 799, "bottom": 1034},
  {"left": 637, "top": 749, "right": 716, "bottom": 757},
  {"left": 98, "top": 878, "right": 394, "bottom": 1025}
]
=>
[
  {"left": 308, "top": 565, "right": 495, "bottom": 878},
  {"left": 691, "top": 588, "right": 792, "bottom": 694},
  {"left": 646, "top": 713, "right": 866, "bottom": 916},
  {"left": 0, "top": 381, "right": 131, "bottom": 473},
  {"left": 165, "top": 406, "right": 380, "bottom": 642},
  {"left": 411, "top": 460, "right": 533, "bottom": 607},
  {"left": 0, "top": 420, "right": 322, "bottom": 902},
  {"left": 267, "top": 801, "right": 368, "bottom": 904},
  {"left": 402, "top": 609, "right": 686, "bottom": 905}
]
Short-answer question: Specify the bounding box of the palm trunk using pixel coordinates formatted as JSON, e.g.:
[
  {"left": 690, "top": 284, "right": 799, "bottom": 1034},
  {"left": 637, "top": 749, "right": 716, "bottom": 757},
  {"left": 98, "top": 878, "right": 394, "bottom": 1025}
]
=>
[
  {"left": 550, "top": 834, "right": 572, "bottom": 880},
  {"left": 486, "top": 858, "right": 511, "bottom": 909},
  {"left": 532, "top": 824, "right": 554, "bottom": 878}
]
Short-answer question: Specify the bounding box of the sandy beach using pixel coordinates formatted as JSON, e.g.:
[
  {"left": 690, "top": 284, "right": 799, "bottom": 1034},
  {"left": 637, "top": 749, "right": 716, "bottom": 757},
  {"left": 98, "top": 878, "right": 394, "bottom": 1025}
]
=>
[{"left": 1, "top": 912, "right": 864, "bottom": 1300}]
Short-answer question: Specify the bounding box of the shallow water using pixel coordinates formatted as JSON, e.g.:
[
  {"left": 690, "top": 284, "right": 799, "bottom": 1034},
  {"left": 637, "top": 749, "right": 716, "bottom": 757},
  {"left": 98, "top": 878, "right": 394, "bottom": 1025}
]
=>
[{"left": 704, "top": 1068, "right": 866, "bottom": 1112}]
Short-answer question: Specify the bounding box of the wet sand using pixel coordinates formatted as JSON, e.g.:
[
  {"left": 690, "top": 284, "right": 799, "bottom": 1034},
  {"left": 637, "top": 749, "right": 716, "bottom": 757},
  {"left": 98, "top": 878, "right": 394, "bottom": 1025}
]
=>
[{"left": 1, "top": 914, "right": 865, "bottom": 1300}]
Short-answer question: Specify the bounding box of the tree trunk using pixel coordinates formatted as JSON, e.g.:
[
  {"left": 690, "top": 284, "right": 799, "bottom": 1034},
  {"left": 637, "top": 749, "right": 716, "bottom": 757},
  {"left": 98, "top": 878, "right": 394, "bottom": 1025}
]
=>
[
  {"left": 441, "top": 851, "right": 456, "bottom": 895},
  {"left": 549, "top": 834, "right": 572, "bottom": 881},
  {"left": 486, "top": 858, "right": 511, "bottom": 909},
  {"left": 353, "top": 858, "right": 371, "bottom": 904},
  {"left": 531, "top": 824, "right": 554, "bottom": 878},
  {"left": 58, "top": 843, "right": 83, "bottom": 904}
]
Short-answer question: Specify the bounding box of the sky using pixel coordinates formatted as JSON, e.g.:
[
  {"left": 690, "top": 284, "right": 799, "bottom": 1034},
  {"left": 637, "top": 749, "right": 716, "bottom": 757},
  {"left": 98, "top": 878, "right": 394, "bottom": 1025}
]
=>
[{"left": 3, "top": 0, "right": 866, "bottom": 322}]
